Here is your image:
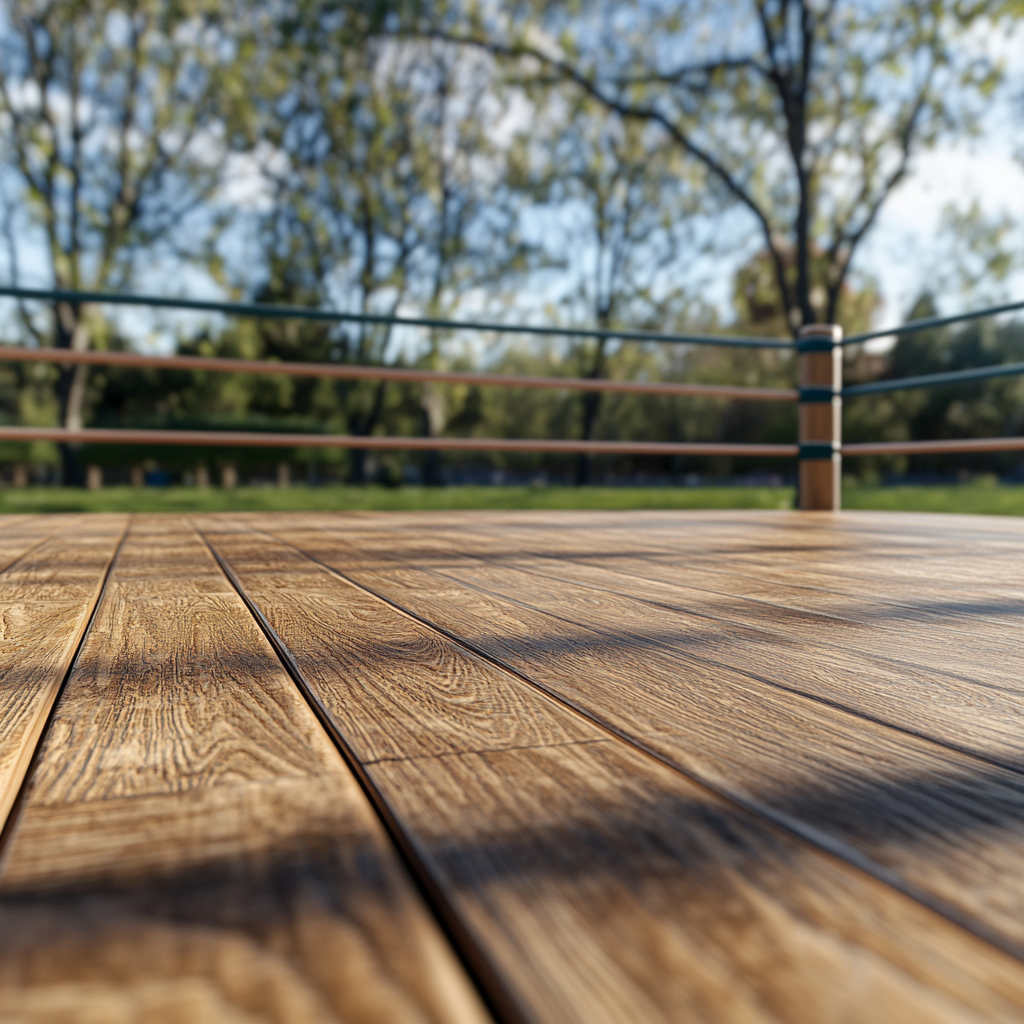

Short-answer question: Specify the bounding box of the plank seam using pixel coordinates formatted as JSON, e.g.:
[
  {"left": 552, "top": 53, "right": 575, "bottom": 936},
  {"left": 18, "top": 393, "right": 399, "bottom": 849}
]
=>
[
  {"left": 0, "top": 514, "right": 85, "bottom": 579},
  {"left": 343, "top": 522, "right": 1024, "bottom": 658},
  {"left": 195, "top": 524, "right": 529, "bottom": 1024},
  {"left": 609, "top": 549, "right": 1024, "bottom": 634},
  {"left": 0, "top": 515, "right": 130, "bottom": 868},
  {"left": 259, "top": 530, "right": 1024, "bottom": 968},
  {"left": 447, "top": 554, "right": 1024, "bottom": 779},
  {"left": 558, "top": 551, "right": 1024, "bottom": 678}
]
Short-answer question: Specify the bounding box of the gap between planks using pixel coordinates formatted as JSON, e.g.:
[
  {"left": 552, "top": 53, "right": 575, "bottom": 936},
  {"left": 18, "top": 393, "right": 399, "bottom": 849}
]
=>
[
  {"left": 226, "top": 514, "right": 1024, "bottom": 966},
  {"left": 0, "top": 514, "right": 127, "bottom": 833},
  {"left": 0, "top": 514, "right": 492, "bottom": 1024},
  {"left": 196, "top": 514, "right": 1024, "bottom": 1024}
]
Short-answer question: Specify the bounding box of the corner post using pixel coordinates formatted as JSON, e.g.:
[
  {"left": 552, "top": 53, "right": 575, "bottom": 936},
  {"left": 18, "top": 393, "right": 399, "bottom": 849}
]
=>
[{"left": 797, "top": 323, "right": 843, "bottom": 510}]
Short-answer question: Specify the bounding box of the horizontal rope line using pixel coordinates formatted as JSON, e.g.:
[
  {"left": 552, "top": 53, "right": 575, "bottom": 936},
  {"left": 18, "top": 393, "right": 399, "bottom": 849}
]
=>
[
  {"left": 0, "top": 426, "right": 797, "bottom": 457},
  {"left": 844, "top": 297, "right": 1024, "bottom": 345},
  {"left": 0, "top": 285, "right": 794, "bottom": 349},
  {"left": 843, "top": 437, "right": 1024, "bottom": 456},
  {"left": 7, "top": 423, "right": 1021, "bottom": 459},
  {"left": 0, "top": 345, "right": 798, "bottom": 401},
  {"left": 844, "top": 359, "right": 1024, "bottom": 396}
]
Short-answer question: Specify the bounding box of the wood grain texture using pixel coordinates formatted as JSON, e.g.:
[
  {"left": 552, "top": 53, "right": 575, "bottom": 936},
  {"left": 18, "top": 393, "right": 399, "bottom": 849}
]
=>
[
  {"left": 506, "top": 552, "right": 1024, "bottom": 756},
  {"left": 0, "top": 515, "right": 40, "bottom": 556},
  {"left": 503, "top": 513, "right": 1024, "bottom": 758},
  {"left": 0, "top": 514, "right": 80, "bottom": 575},
  {"left": 372, "top": 742, "right": 1024, "bottom": 1024},
  {"left": 0, "top": 515, "right": 489, "bottom": 1024},
  {"left": 0, "top": 514, "right": 125, "bottom": 831},
  {"left": 363, "top": 530, "right": 1024, "bottom": 756},
  {"left": 218, "top": 511, "right": 1024, "bottom": 732},
  {"left": 201, "top": 516, "right": 1024, "bottom": 1024},
  {"left": 279, "top": 509, "right": 1024, "bottom": 651},
  {"left": 196, "top": 523, "right": 594, "bottom": 764},
  {"left": 267, "top": 510, "right": 1024, "bottom": 758},
  {"left": 249, "top": 514, "right": 1024, "bottom": 962}
]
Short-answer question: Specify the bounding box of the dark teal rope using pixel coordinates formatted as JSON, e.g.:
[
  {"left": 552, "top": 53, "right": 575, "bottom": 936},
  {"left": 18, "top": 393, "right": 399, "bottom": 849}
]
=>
[
  {"left": 844, "top": 359, "right": 1024, "bottom": 397},
  {"left": 843, "top": 297, "right": 1024, "bottom": 346},
  {"left": 0, "top": 285, "right": 794, "bottom": 350},
  {"left": 7, "top": 286, "right": 1021, "bottom": 350}
]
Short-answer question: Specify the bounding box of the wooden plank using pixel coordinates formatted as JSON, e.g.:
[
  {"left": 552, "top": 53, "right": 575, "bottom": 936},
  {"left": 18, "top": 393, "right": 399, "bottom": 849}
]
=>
[
  {"left": 373, "top": 742, "right": 1024, "bottom": 1024},
  {"left": 0, "top": 514, "right": 126, "bottom": 830},
  {"left": 284, "top": 509, "right": 1024, "bottom": 635},
  {"left": 236, "top": 507, "right": 1024, "bottom": 644},
  {"left": 429, "top": 543, "right": 1024, "bottom": 761},
  {"left": 194, "top": 524, "right": 595, "bottom": 764},
  {"left": 590, "top": 517, "right": 1024, "bottom": 616},
  {"left": 247, "top": 516, "right": 1024, "bottom": 963},
  {"left": 363, "top": 509, "right": 1024, "bottom": 619},
  {"left": 302, "top": 507, "right": 1024, "bottom": 592},
  {"left": 0, "top": 515, "right": 489, "bottom": 1024},
  {"left": 217, "top": 510, "right": 1024, "bottom": 691},
  {"left": 201, "top": 518, "right": 1024, "bottom": 1023},
  {"left": 278, "top": 513, "right": 1024, "bottom": 760},
  {"left": 0, "top": 514, "right": 73, "bottom": 571},
  {"left": 492, "top": 509, "right": 1024, "bottom": 601},
  {"left": 241, "top": 509, "right": 1024, "bottom": 693},
  {"left": 463, "top": 513, "right": 1024, "bottom": 753},
  {"left": 0, "top": 514, "right": 34, "bottom": 539}
]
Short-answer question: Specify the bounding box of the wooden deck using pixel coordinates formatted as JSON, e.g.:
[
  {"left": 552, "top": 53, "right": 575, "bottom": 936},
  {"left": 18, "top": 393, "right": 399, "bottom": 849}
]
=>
[{"left": 0, "top": 509, "right": 1023, "bottom": 1023}]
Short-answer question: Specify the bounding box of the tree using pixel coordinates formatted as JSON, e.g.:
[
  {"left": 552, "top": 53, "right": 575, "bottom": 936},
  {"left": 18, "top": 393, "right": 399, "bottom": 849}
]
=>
[
  {"left": 248, "top": 17, "right": 523, "bottom": 482},
  {"left": 421, "top": 0, "right": 1005, "bottom": 335},
  {"left": 509, "top": 98, "right": 709, "bottom": 482},
  {"left": 0, "top": 0, "right": 242, "bottom": 481},
  {"left": 842, "top": 293, "right": 1024, "bottom": 481},
  {"left": 733, "top": 244, "right": 879, "bottom": 338}
]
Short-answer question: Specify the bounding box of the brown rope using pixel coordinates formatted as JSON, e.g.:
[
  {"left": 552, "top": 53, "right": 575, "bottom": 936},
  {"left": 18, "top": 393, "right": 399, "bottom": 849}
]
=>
[
  {"left": 843, "top": 438, "right": 1024, "bottom": 456},
  {"left": 0, "top": 425, "right": 797, "bottom": 457},
  {"left": 0, "top": 346, "right": 797, "bottom": 402}
]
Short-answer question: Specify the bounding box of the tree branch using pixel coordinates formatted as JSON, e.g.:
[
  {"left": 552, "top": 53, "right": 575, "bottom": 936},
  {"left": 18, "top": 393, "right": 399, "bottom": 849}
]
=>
[{"left": 416, "top": 28, "right": 793, "bottom": 319}]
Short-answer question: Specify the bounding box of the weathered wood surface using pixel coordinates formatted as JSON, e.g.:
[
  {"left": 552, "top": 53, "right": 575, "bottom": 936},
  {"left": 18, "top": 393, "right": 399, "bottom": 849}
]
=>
[
  {"left": 0, "top": 514, "right": 125, "bottom": 827},
  {"left": 258, "top": 510, "right": 1024, "bottom": 759},
  {"left": 0, "top": 516, "right": 488, "bottom": 1024},
  {"left": 224, "top": 515, "right": 1024, "bottom": 951},
  {"left": 199, "top": 514, "right": 1024, "bottom": 1023},
  {"left": 2, "top": 509, "right": 1024, "bottom": 1023},
  {"left": 256, "top": 511, "right": 1023, "bottom": 756}
]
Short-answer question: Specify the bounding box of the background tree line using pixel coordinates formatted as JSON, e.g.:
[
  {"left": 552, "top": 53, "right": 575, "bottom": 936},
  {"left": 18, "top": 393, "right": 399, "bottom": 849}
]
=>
[{"left": 0, "top": 0, "right": 1021, "bottom": 487}]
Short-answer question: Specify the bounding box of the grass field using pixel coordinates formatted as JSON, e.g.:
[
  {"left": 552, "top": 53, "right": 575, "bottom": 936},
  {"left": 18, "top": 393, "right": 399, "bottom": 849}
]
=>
[
  {"left": 3, "top": 480, "right": 1024, "bottom": 515},
  {"left": 0, "top": 484, "right": 794, "bottom": 514},
  {"left": 840, "top": 482, "right": 1024, "bottom": 515}
]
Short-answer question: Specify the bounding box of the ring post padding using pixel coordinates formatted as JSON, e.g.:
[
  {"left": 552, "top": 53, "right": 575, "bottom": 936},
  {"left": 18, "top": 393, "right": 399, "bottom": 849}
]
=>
[{"left": 797, "top": 324, "right": 843, "bottom": 510}]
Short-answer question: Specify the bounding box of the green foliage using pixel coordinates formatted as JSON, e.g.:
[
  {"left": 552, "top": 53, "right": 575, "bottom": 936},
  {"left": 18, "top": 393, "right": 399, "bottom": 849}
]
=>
[
  {"left": 0, "top": 0, "right": 1021, "bottom": 494},
  {"left": 844, "top": 296, "right": 1024, "bottom": 480},
  {"left": 733, "top": 248, "right": 880, "bottom": 338},
  {"left": 0, "top": 0, "right": 249, "bottom": 480},
  {"left": 431, "top": 0, "right": 1007, "bottom": 333}
]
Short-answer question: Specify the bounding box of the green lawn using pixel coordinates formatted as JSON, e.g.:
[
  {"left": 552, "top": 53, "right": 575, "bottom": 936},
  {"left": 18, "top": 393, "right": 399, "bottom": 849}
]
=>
[
  {"left": 840, "top": 482, "right": 1024, "bottom": 515},
  {"left": 0, "top": 483, "right": 795, "bottom": 514},
  {"left": 4, "top": 480, "right": 1024, "bottom": 514}
]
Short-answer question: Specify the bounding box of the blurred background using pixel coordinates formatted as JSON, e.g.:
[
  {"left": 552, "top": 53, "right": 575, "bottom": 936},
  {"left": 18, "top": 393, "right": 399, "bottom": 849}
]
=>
[{"left": 1, "top": 0, "right": 1024, "bottom": 512}]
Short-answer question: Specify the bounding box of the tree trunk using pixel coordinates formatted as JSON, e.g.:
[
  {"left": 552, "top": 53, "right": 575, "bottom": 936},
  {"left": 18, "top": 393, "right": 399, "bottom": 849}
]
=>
[
  {"left": 420, "top": 385, "right": 446, "bottom": 487},
  {"left": 54, "top": 302, "right": 92, "bottom": 487},
  {"left": 347, "top": 382, "right": 387, "bottom": 484},
  {"left": 575, "top": 338, "right": 608, "bottom": 486}
]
